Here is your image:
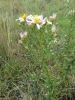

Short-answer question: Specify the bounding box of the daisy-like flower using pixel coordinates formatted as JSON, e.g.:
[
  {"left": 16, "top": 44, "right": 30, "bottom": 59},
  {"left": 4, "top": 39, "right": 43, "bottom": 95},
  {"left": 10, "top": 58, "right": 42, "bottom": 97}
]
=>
[
  {"left": 34, "top": 15, "right": 43, "bottom": 30},
  {"left": 34, "top": 15, "right": 41, "bottom": 24},
  {"left": 26, "top": 14, "right": 52, "bottom": 30},
  {"left": 34, "top": 15, "right": 52, "bottom": 29},
  {"left": 26, "top": 14, "right": 43, "bottom": 29},
  {"left": 50, "top": 13, "right": 57, "bottom": 21},
  {"left": 20, "top": 31, "right": 28, "bottom": 39},
  {"left": 16, "top": 14, "right": 27, "bottom": 22}
]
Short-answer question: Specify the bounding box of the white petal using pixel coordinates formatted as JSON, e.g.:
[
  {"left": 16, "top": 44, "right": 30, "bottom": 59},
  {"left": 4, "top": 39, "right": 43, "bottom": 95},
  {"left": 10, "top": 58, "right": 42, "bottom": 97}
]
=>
[
  {"left": 38, "top": 15, "right": 43, "bottom": 22},
  {"left": 26, "top": 20, "right": 33, "bottom": 26},
  {"left": 16, "top": 17, "right": 25, "bottom": 22},
  {"left": 26, "top": 15, "right": 34, "bottom": 25},
  {"left": 47, "top": 20, "right": 52, "bottom": 25},
  {"left": 36, "top": 24, "right": 41, "bottom": 30},
  {"left": 42, "top": 17, "right": 48, "bottom": 25},
  {"left": 26, "top": 15, "right": 34, "bottom": 22}
]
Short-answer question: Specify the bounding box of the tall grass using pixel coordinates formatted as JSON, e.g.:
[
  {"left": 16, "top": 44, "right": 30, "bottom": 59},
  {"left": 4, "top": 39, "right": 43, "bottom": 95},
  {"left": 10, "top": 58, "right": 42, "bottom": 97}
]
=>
[{"left": 0, "top": 0, "right": 75, "bottom": 100}]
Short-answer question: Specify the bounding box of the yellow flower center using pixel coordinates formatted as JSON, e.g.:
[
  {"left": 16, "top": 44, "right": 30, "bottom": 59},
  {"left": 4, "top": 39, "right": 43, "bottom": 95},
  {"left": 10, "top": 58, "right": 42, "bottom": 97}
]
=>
[
  {"left": 22, "top": 14, "right": 27, "bottom": 19},
  {"left": 34, "top": 15, "right": 40, "bottom": 24}
]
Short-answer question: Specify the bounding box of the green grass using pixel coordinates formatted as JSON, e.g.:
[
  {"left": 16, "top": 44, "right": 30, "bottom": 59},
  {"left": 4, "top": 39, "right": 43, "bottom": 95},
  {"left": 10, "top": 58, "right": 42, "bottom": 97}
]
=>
[{"left": 0, "top": 0, "right": 75, "bottom": 100}]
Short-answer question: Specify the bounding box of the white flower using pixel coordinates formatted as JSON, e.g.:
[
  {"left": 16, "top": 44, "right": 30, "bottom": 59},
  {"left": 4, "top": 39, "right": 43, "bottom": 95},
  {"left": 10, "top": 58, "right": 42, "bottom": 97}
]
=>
[
  {"left": 50, "top": 13, "right": 57, "bottom": 21},
  {"left": 26, "top": 14, "right": 52, "bottom": 30},
  {"left": 26, "top": 15, "right": 43, "bottom": 29},
  {"left": 34, "top": 15, "right": 44, "bottom": 29},
  {"left": 16, "top": 14, "right": 27, "bottom": 23},
  {"left": 20, "top": 31, "right": 27, "bottom": 39},
  {"left": 34, "top": 16, "right": 52, "bottom": 29}
]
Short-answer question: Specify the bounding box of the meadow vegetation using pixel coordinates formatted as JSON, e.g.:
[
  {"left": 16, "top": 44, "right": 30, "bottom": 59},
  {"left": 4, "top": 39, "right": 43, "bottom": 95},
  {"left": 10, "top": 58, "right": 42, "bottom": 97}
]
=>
[{"left": 0, "top": 0, "right": 75, "bottom": 100}]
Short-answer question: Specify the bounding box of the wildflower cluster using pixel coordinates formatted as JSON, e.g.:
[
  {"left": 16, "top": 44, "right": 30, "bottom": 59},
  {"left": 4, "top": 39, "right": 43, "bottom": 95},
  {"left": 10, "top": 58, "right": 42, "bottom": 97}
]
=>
[{"left": 16, "top": 13, "right": 57, "bottom": 41}]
